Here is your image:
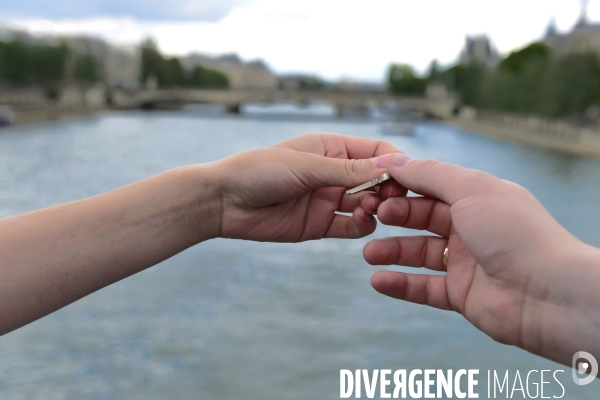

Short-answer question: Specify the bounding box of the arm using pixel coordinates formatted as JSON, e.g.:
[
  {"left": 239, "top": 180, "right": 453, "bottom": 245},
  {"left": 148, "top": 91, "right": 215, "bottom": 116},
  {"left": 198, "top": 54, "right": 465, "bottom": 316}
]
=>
[
  {"left": 0, "top": 133, "right": 400, "bottom": 335},
  {"left": 363, "top": 153, "right": 600, "bottom": 370}
]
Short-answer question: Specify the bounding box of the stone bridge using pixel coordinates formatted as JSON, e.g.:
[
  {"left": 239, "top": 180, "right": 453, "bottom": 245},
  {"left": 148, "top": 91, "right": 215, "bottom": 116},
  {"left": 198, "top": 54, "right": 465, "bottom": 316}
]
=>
[
  {"left": 0, "top": 87, "right": 459, "bottom": 120},
  {"left": 107, "top": 88, "right": 458, "bottom": 119}
]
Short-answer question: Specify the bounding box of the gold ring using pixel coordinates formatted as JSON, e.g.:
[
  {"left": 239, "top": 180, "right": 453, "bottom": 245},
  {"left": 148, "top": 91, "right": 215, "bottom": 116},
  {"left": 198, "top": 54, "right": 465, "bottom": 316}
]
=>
[{"left": 442, "top": 247, "right": 449, "bottom": 270}]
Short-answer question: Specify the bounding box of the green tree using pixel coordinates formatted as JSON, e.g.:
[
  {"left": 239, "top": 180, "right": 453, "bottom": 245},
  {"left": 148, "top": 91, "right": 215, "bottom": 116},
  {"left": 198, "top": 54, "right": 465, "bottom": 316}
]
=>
[
  {"left": 546, "top": 52, "right": 600, "bottom": 115},
  {"left": 498, "top": 42, "right": 549, "bottom": 74},
  {"left": 387, "top": 64, "right": 426, "bottom": 95},
  {"left": 141, "top": 45, "right": 230, "bottom": 89},
  {"left": 436, "top": 40, "right": 600, "bottom": 117},
  {"left": 426, "top": 59, "right": 443, "bottom": 83},
  {"left": 0, "top": 40, "right": 67, "bottom": 86},
  {"left": 188, "top": 66, "right": 229, "bottom": 88},
  {"left": 74, "top": 54, "right": 99, "bottom": 83},
  {"left": 165, "top": 58, "right": 185, "bottom": 86},
  {"left": 444, "top": 63, "right": 486, "bottom": 107},
  {"left": 140, "top": 47, "right": 168, "bottom": 86}
]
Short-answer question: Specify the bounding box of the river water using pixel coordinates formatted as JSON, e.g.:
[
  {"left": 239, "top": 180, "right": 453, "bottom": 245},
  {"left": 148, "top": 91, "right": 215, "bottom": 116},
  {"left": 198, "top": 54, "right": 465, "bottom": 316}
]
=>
[{"left": 0, "top": 104, "right": 599, "bottom": 399}]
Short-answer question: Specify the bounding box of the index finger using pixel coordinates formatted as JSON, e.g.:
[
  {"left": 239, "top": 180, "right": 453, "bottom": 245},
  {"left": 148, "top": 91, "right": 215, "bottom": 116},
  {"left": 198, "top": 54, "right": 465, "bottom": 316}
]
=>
[
  {"left": 274, "top": 132, "right": 402, "bottom": 159},
  {"left": 385, "top": 155, "right": 502, "bottom": 205},
  {"left": 332, "top": 133, "right": 403, "bottom": 159}
]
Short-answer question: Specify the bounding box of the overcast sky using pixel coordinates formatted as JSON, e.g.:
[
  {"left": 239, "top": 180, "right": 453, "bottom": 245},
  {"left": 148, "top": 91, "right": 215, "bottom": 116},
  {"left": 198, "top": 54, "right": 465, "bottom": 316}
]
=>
[{"left": 1, "top": 0, "right": 596, "bottom": 81}]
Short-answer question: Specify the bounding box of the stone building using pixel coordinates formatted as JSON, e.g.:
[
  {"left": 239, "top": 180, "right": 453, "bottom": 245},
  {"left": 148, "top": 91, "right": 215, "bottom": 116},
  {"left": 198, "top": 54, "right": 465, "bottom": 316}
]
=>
[
  {"left": 62, "top": 36, "right": 140, "bottom": 89},
  {"left": 544, "top": 1, "right": 600, "bottom": 54},
  {"left": 459, "top": 35, "right": 499, "bottom": 66},
  {"left": 103, "top": 45, "right": 141, "bottom": 89}
]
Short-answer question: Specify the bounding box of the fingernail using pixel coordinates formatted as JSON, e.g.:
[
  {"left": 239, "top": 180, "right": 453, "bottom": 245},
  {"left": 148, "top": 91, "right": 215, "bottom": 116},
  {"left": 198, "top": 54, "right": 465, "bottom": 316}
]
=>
[
  {"left": 371, "top": 154, "right": 390, "bottom": 169},
  {"left": 360, "top": 208, "right": 372, "bottom": 223},
  {"left": 389, "top": 154, "right": 412, "bottom": 168}
]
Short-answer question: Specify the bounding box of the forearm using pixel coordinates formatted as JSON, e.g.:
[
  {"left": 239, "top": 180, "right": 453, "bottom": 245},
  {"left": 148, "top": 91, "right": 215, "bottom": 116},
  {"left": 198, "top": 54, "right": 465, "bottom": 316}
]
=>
[
  {"left": 524, "top": 242, "right": 600, "bottom": 368},
  {"left": 0, "top": 164, "right": 221, "bottom": 335}
]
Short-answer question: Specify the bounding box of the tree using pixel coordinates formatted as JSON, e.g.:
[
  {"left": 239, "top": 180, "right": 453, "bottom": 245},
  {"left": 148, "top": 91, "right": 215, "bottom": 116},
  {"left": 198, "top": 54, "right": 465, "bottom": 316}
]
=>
[
  {"left": 141, "top": 46, "right": 230, "bottom": 89},
  {"left": 188, "top": 66, "right": 229, "bottom": 88},
  {"left": 0, "top": 40, "right": 67, "bottom": 86},
  {"left": 498, "top": 42, "right": 549, "bottom": 74},
  {"left": 426, "top": 59, "right": 443, "bottom": 83},
  {"left": 443, "top": 63, "right": 486, "bottom": 107},
  {"left": 387, "top": 64, "right": 426, "bottom": 95},
  {"left": 74, "top": 54, "right": 99, "bottom": 83}
]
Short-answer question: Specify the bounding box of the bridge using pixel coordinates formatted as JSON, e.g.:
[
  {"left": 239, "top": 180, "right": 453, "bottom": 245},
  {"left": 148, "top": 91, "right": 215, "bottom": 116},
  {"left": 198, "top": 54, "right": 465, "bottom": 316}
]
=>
[
  {"left": 0, "top": 87, "right": 459, "bottom": 120},
  {"left": 107, "top": 88, "right": 459, "bottom": 119}
]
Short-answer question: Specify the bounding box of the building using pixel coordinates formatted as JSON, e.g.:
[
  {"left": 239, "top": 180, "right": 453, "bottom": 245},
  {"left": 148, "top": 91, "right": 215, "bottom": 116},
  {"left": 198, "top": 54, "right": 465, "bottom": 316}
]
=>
[
  {"left": 103, "top": 45, "right": 141, "bottom": 89},
  {"left": 459, "top": 35, "right": 499, "bottom": 66},
  {"left": 181, "top": 53, "right": 278, "bottom": 90},
  {"left": 544, "top": 1, "right": 600, "bottom": 54},
  {"left": 62, "top": 36, "right": 140, "bottom": 89}
]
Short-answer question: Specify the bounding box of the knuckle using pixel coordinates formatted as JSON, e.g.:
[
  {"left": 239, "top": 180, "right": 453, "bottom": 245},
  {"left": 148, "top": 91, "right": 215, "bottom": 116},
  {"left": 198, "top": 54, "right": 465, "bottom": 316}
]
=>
[
  {"left": 502, "top": 179, "right": 529, "bottom": 194},
  {"left": 359, "top": 193, "right": 373, "bottom": 210},
  {"left": 344, "top": 159, "right": 359, "bottom": 176},
  {"left": 377, "top": 197, "right": 409, "bottom": 226},
  {"left": 454, "top": 169, "right": 501, "bottom": 198},
  {"left": 374, "top": 139, "right": 402, "bottom": 155},
  {"left": 420, "top": 158, "right": 442, "bottom": 173},
  {"left": 420, "top": 237, "right": 429, "bottom": 266},
  {"left": 471, "top": 170, "right": 501, "bottom": 190},
  {"left": 346, "top": 217, "right": 359, "bottom": 238}
]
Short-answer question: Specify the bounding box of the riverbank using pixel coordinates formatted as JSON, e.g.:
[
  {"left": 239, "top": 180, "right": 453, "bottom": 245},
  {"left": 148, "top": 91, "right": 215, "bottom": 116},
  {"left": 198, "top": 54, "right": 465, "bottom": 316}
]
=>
[
  {"left": 449, "top": 111, "right": 600, "bottom": 160},
  {"left": 11, "top": 108, "right": 113, "bottom": 126}
]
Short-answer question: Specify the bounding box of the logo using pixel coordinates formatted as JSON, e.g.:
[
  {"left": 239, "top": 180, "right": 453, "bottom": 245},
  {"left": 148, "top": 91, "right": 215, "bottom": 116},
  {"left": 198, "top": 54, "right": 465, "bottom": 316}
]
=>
[{"left": 572, "top": 351, "right": 598, "bottom": 385}]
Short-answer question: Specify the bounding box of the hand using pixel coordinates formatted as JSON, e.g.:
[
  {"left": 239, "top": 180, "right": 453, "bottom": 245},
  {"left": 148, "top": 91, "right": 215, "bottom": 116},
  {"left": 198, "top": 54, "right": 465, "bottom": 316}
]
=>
[
  {"left": 213, "top": 133, "right": 403, "bottom": 242},
  {"left": 363, "top": 154, "right": 600, "bottom": 367}
]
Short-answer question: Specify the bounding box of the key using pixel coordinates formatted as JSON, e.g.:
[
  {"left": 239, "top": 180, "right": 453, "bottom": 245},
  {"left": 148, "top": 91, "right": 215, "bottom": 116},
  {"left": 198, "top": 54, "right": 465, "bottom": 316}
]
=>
[{"left": 345, "top": 173, "right": 392, "bottom": 196}]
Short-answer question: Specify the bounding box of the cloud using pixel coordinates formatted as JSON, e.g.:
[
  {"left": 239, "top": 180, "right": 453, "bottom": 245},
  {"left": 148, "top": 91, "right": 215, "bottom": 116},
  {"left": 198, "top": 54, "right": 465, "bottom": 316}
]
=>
[
  {"left": 0, "top": 0, "right": 251, "bottom": 22},
  {"left": 2, "top": 0, "right": 595, "bottom": 81}
]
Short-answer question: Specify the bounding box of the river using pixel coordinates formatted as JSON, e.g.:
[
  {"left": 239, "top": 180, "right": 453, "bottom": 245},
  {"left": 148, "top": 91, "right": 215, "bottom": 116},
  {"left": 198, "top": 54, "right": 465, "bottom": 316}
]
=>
[{"left": 0, "top": 103, "right": 598, "bottom": 399}]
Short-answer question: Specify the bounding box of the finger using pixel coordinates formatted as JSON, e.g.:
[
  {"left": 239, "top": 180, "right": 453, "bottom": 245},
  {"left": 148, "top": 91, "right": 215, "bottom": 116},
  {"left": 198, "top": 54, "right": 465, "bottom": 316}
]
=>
[
  {"left": 371, "top": 270, "right": 452, "bottom": 311},
  {"left": 338, "top": 191, "right": 381, "bottom": 215},
  {"left": 378, "top": 180, "right": 407, "bottom": 200},
  {"left": 377, "top": 197, "right": 451, "bottom": 237},
  {"left": 331, "top": 133, "right": 402, "bottom": 159},
  {"left": 363, "top": 236, "right": 447, "bottom": 271},
  {"left": 282, "top": 150, "right": 389, "bottom": 189},
  {"left": 385, "top": 154, "right": 503, "bottom": 205},
  {"left": 273, "top": 133, "right": 401, "bottom": 159},
  {"left": 324, "top": 208, "right": 376, "bottom": 239}
]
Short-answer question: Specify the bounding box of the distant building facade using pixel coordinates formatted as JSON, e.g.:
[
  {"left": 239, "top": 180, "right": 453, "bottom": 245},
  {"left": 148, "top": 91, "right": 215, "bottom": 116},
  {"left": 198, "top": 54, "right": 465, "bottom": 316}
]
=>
[
  {"left": 544, "top": 2, "right": 600, "bottom": 54},
  {"left": 459, "top": 35, "right": 499, "bottom": 66},
  {"left": 181, "top": 53, "right": 277, "bottom": 90},
  {"left": 62, "top": 36, "right": 140, "bottom": 89},
  {"left": 103, "top": 46, "right": 141, "bottom": 89}
]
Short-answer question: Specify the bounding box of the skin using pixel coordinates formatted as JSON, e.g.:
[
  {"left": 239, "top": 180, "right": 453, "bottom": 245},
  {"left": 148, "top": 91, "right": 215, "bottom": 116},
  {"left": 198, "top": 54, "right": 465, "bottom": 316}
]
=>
[
  {"left": 363, "top": 153, "right": 600, "bottom": 372},
  {"left": 0, "top": 133, "right": 399, "bottom": 335}
]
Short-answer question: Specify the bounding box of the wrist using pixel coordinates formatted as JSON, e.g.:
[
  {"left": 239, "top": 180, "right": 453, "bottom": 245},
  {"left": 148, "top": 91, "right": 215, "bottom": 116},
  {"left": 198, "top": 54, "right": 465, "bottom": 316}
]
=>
[
  {"left": 524, "top": 240, "right": 600, "bottom": 366},
  {"left": 175, "top": 163, "right": 224, "bottom": 244}
]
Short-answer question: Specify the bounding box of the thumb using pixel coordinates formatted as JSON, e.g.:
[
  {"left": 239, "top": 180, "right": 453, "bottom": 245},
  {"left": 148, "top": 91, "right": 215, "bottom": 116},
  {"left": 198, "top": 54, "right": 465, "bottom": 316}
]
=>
[
  {"left": 290, "top": 152, "right": 389, "bottom": 189},
  {"left": 385, "top": 154, "right": 500, "bottom": 205}
]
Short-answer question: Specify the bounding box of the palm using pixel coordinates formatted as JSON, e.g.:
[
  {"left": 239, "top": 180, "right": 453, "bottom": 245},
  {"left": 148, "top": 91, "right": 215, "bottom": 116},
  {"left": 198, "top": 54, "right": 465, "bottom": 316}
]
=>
[
  {"left": 444, "top": 231, "right": 527, "bottom": 346},
  {"left": 224, "top": 186, "right": 344, "bottom": 242}
]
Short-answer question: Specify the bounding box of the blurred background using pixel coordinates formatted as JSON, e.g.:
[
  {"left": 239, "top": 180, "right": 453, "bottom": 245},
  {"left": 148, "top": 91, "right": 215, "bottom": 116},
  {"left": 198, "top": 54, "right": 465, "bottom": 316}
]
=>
[{"left": 1, "top": 1, "right": 600, "bottom": 399}]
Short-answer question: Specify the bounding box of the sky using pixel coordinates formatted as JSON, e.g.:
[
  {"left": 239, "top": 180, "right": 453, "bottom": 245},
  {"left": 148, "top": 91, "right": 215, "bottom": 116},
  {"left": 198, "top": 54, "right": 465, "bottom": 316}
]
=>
[{"left": 1, "top": 0, "right": 598, "bottom": 82}]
